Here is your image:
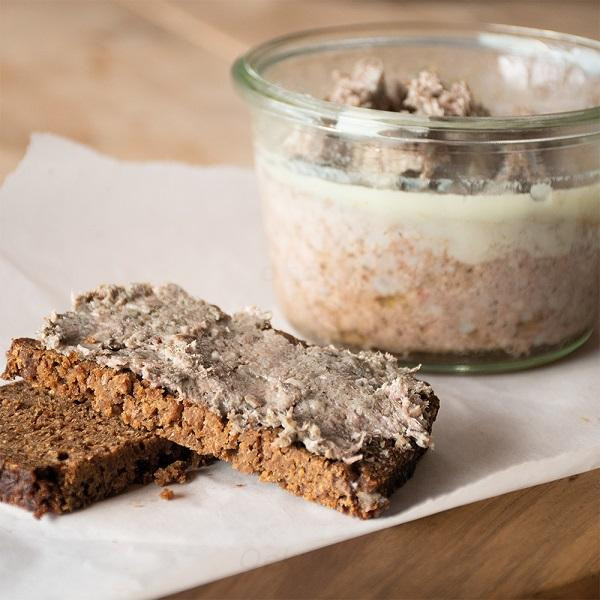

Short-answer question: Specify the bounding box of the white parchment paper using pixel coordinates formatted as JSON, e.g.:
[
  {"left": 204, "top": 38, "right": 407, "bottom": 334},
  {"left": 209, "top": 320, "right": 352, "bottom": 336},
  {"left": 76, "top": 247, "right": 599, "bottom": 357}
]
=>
[{"left": 1, "top": 134, "right": 598, "bottom": 600}]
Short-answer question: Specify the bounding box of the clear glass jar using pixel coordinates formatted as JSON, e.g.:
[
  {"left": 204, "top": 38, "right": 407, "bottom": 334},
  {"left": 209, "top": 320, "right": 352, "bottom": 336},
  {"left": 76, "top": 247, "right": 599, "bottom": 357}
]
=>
[{"left": 233, "top": 23, "right": 600, "bottom": 372}]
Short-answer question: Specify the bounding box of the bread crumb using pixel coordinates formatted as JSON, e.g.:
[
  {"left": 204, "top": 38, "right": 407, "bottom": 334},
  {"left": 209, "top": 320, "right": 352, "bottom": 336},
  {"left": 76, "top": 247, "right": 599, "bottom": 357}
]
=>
[
  {"left": 160, "top": 488, "right": 175, "bottom": 501},
  {"left": 153, "top": 455, "right": 213, "bottom": 486},
  {"left": 154, "top": 460, "right": 189, "bottom": 486}
]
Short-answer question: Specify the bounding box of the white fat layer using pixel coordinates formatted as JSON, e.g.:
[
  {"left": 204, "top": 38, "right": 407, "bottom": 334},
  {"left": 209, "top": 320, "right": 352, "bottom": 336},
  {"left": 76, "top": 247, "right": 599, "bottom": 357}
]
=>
[{"left": 258, "top": 159, "right": 600, "bottom": 265}]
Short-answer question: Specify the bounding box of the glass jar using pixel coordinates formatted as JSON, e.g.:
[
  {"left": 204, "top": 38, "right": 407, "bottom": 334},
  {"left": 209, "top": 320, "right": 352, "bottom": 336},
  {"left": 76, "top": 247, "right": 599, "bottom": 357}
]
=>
[{"left": 233, "top": 23, "right": 600, "bottom": 372}]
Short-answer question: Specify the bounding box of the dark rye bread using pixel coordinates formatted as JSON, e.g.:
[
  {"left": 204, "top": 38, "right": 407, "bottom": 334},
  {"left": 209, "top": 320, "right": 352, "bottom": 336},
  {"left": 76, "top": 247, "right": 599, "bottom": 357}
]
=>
[
  {"left": 4, "top": 338, "right": 438, "bottom": 518},
  {"left": 0, "top": 380, "right": 200, "bottom": 517}
]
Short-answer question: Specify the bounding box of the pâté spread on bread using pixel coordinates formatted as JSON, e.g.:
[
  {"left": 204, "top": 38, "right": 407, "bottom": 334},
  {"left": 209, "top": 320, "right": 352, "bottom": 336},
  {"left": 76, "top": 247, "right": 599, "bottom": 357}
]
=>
[{"left": 4, "top": 283, "right": 439, "bottom": 518}]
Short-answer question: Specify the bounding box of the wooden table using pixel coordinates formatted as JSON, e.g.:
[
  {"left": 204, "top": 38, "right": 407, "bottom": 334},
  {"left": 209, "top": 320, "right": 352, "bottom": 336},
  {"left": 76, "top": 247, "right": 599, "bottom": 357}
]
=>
[{"left": 1, "top": 2, "right": 598, "bottom": 598}]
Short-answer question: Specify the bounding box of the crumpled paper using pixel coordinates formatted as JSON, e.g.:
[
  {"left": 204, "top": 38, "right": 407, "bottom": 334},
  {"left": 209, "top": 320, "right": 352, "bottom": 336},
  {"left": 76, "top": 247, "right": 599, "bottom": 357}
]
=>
[{"left": 1, "top": 134, "right": 598, "bottom": 600}]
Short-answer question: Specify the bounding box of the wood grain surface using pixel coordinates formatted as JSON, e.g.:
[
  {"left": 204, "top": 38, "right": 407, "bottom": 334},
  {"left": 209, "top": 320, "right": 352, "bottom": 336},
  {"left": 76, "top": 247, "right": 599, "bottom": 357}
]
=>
[
  {"left": 1, "top": 2, "right": 599, "bottom": 599},
  {"left": 169, "top": 470, "right": 600, "bottom": 600}
]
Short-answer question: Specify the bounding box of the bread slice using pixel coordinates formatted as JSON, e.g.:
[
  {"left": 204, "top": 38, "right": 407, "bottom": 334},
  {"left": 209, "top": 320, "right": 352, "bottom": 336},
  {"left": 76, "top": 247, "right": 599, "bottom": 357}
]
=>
[
  {"left": 0, "top": 380, "right": 202, "bottom": 517},
  {"left": 3, "top": 284, "right": 440, "bottom": 518}
]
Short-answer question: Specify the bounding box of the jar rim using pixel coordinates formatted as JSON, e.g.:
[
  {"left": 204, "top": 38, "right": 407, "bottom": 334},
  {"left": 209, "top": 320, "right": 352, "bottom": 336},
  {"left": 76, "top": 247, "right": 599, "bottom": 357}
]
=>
[{"left": 232, "top": 22, "right": 600, "bottom": 136}]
